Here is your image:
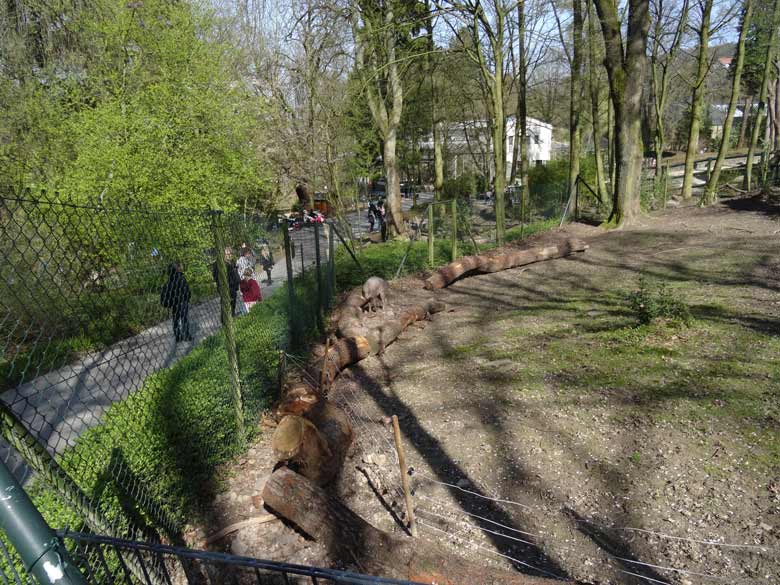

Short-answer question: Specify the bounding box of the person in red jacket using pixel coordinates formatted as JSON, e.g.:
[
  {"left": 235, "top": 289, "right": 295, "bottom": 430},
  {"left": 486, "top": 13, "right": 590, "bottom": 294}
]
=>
[{"left": 239, "top": 268, "right": 262, "bottom": 311}]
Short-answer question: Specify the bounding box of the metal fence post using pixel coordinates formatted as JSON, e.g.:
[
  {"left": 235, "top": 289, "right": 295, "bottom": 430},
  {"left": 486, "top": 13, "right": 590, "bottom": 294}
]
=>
[
  {"left": 450, "top": 199, "right": 458, "bottom": 261},
  {"left": 283, "top": 227, "right": 297, "bottom": 340},
  {"left": 314, "top": 222, "right": 324, "bottom": 332},
  {"left": 427, "top": 204, "right": 434, "bottom": 265},
  {"left": 0, "top": 459, "right": 88, "bottom": 585},
  {"left": 300, "top": 242, "right": 305, "bottom": 276},
  {"left": 209, "top": 211, "right": 245, "bottom": 447},
  {"left": 575, "top": 176, "right": 580, "bottom": 221},
  {"left": 0, "top": 404, "right": 163, "bottom": 584}
]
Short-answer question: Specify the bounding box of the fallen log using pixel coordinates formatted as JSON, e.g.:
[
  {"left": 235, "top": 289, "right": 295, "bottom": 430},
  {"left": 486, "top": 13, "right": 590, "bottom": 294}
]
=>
[
  {"left": 319, "top": 299, "right": 446, "bottom": 388},
  {"left": 424, "top": 239, "right": 588, "bottom": 290},
  {"left": 263, "top": 468, "right": 565, "bottom": 585},
  {"left": 360, "top": 299, "right": 446, "bottom": 355}
]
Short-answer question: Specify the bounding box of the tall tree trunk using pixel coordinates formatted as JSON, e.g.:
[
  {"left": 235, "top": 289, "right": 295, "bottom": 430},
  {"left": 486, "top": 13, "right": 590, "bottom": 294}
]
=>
[
  {"left": 568, "top": 0, "right": 584, "bottom": 205},
  {"left": 651, "top": 0, "right": 688, "bottom": 192},
  {"left": 518, "top": 1, "right": 530, "bottom": 214},
  {"left": 773, "top": 77, "right": 780, "bottom": 151},
  {"left": 681, "top": 0, "right": 713, "bottom": 200},
  {"left": 353, "top": 0, "right": 406, "bottom": 237},
  {"left": 426, "top": 4, "right": 444, "bottom": 204},
  {"left": 704, "top": 0, "right": 752, "bottom": 204},
  {"left": 594, "top": 0, "right": 651, "bottom": 227},
  {"left": 738, "top": 95, "right": 751, "bottom": 148},
  {"left": 587, "top": 2, "right": 608, "bottom": 203},
  {"left": 491, "top": 81, "right": 506, "bottom": 244},
  {"left": 607, "top": 98, "right": 615, "bottom": 196},
  {"left": 433, "top": 122, "right": 444, "bottom": 201},
  {"left": 744, "top": 0, "right": 780, "bottom": 190}
]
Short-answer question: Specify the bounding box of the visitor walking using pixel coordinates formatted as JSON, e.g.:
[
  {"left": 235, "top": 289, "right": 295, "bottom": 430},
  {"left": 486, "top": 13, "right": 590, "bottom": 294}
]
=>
[
  {"left": 161, "top": 261, "right": 192, "bottom": 342},
  {"left": 259, "top": 243, "right": 274, "bottom": 284}
]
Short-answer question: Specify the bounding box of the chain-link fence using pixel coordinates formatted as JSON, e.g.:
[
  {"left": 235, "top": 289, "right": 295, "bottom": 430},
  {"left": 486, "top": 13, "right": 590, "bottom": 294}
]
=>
[
  {"left": 0, "top": 192, "right": 341, "bottom": 583},
  {"left": 0, "top": 182, "right": 577, "bottom": 584}
]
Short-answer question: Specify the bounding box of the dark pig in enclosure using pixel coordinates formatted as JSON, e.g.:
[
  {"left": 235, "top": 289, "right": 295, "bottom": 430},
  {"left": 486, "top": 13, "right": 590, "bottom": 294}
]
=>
[{"left": 362, "top": 276, "right": 389, "bottom": 312}]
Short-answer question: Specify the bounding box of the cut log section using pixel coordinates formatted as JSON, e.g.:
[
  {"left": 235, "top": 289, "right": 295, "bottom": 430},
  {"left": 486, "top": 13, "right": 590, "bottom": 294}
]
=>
[
  {"left": 424, "top": 239, "right": 588, "bottom": 290},
  {"left": 263, "top": 468, "right": 565, "bottom": 585}
]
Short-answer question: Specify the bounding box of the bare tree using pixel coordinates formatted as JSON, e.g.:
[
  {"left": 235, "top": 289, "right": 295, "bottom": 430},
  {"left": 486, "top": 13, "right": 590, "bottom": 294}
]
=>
[
  {"left": 437, "top": 0, "right": 515, "bottom": 245},
  {"left": 552, "top": 0, "right": 584, "bottom": 205},
  {"left": 593, "top": 0, "right": 651, "bottom": 226},
  {"left": 703, "top": 0, "right": 753, "bottom": 203},
  {"left": 351, "top": 0, "right": 414, "bottom": 237},
  {"left": 649, "top": 0, "right": 689, "bottom": 193},
  {"left": 587, "top": 0, "right": 609, "bottom": 202},
  {"left": 679, "top": 0, "right": 714, "bottom": 200},
  {"left": 744, "top": 0, "right": 780, "bottom": 190}
]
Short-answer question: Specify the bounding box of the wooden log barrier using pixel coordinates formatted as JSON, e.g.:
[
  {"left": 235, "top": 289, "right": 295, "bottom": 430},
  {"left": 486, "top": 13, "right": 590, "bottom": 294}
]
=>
[{"left": 425, "top": 239, "right": 588, "bottom": 290}]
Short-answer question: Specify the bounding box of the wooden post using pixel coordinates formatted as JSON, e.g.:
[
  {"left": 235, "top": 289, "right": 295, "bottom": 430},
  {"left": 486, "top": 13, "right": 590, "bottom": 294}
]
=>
[
  {"left": 300, "top": 241, "right": 305, "bottom": 275},
  {"left": 427, "top": 204, "right": 434, "bottom": 266},
  {"left": 450, "top": 199, "right": 458, "bottom": 261},
  {"left": 210, "top": 211, "right": 245, "bottom": 446},
  {"left": 277, "top": 350, "right": 286, "bottom": 395},
  {"left": 391, "top": 415, "right": 417, "bottom": 537},
  {"left": 574, "top": 176, "right": 579, "bottom": 220}
]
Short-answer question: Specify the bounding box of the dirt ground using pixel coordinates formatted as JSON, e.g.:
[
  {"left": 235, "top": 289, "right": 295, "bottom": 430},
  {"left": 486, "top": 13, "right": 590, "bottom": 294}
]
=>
[{"left": 197, "top": 194, "right": 780, "bottom": 585}]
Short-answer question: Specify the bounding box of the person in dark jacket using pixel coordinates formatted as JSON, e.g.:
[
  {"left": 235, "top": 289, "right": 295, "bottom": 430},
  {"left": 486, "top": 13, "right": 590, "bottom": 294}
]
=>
[
  {"left": 212, "top": 246, "right": 241, "bottom": 319},
  {"left": 259, "top": 243, "right": 274, "bottom": 284},
  {"left": 164, "top": 261, "right": 192, "bottom": 342}
]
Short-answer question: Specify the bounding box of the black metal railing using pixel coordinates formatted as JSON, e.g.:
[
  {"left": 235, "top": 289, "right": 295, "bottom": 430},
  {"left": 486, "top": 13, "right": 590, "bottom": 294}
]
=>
[{"left": 58, "top": 531, "right": 424, "bottom": 585}]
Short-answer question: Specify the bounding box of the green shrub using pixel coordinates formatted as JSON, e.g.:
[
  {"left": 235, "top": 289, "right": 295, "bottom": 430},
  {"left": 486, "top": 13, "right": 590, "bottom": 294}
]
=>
[{"left": 628, "top": 277, "right": 693, "bottom": 326}]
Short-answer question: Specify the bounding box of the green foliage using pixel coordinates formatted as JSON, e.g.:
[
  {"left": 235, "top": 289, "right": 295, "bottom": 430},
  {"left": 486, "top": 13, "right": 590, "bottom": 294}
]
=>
[
  {"left": 0, "top": 0, "right": 271, "bottom": 209},
  {"left": 442, "top": 174, "right": 485, "bottom": 199},
  {"left": 505, "top": 218, "right": 560, "bottom": 243},
  {"left": 628, "top": 277, "right": 693, "bottom": 326}
]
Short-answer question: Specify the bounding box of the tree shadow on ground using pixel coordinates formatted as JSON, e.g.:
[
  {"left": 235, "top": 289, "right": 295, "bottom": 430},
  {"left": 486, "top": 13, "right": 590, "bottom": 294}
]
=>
[
  {"left": 723, "top": 194, "right": 780, "bottom": 218},
  {"left": 348, "top": 362, "right": 572, "bottom": 582}
]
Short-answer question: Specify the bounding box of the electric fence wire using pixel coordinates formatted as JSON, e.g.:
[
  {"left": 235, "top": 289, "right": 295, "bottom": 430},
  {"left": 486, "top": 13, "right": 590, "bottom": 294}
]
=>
[
  {"left": 287, "top": 357, "right": 775, "bottom": 584},
  {"left": 416, "top": 518, "right": 570, "bottom": 581}
]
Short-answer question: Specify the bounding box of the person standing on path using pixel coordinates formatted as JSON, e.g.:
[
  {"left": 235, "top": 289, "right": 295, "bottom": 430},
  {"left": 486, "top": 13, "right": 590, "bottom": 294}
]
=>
[
  {"left": 368, "top": 204, "right": 376, "bottom": 232},
  {"left": 239, "top": 268, "right": 262, "bottom": 310},
  {"left": 162, "top": 261, "right": 192, "bottom": 342},
  {"left": 236, "top": 247, "right": 254, "bottom": 280},
  {"left": 259, "top": 243, "right": 274, "bottom": 284},
  {"left": 212, "top": 247, "right": 241, "bottom": 319}
]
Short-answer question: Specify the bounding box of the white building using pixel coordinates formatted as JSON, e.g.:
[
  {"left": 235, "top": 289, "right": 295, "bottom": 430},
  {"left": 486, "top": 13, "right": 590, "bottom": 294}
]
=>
[
  {"left": 420, "top": 117, "right": 553, "bottom": 182},
  {"left": 506, "top": 116, "right": 554, "bottom": 172}
]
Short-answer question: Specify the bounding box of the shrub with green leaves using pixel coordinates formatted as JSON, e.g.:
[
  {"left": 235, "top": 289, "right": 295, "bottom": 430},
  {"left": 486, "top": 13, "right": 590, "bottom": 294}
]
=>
[{"left": 628, "top": 277, "right": 693, "bottom": 326}]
